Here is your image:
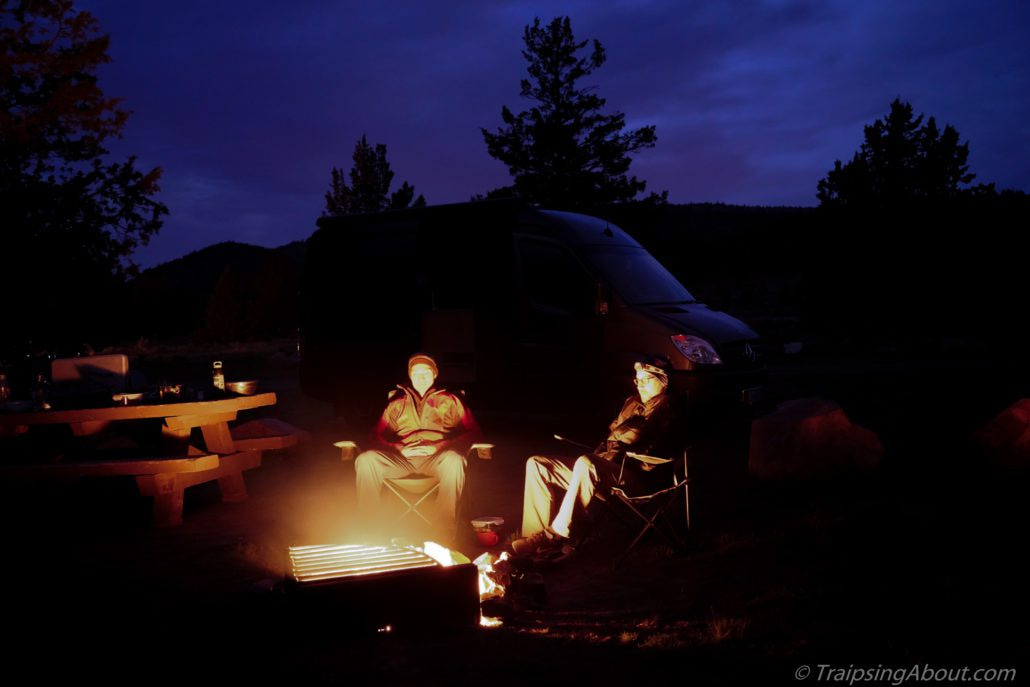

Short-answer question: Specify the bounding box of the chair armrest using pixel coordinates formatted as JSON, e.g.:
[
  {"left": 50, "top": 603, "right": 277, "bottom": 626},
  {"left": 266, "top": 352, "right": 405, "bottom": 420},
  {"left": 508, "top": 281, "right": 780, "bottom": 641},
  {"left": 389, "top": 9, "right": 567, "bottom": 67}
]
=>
[
  {"left": 469, "top": 443, "right": 494, "bottom": 460},
  {"left": 624, "top": 451, "right": 673, "bottom": 466},
  {"left": 337, "top": 441, "right": 490, "bottom": 461},
  {"left": 553, "top": 434, "right": 592, "bottom": 451},
  {"left": 334, "top": 440, "right": 360, "bottom": 461}
]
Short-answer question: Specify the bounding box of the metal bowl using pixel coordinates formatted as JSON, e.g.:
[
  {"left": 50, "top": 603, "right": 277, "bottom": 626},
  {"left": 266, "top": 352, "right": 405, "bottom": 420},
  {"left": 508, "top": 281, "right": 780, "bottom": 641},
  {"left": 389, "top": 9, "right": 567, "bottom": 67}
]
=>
[{"left": 226, "top": 380, "right": 258, "bottom": 395}]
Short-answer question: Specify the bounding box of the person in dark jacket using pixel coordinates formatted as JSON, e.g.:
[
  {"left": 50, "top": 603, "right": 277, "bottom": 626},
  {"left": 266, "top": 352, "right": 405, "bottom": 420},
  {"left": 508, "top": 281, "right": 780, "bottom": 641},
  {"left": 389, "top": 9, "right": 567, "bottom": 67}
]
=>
[
  {"left": 354, "top": 353, "right": 480, "bottom": 525},
  {"left": 512, "top": 355, "right": 675, "bottom": 556}
]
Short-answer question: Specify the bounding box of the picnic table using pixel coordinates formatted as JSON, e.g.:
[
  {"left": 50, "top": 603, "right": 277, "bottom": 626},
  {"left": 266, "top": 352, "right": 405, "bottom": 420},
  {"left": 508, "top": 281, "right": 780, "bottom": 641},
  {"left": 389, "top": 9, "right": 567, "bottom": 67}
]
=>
[{"left": 0, "top": 392, "right": 308, "bottom": 526}]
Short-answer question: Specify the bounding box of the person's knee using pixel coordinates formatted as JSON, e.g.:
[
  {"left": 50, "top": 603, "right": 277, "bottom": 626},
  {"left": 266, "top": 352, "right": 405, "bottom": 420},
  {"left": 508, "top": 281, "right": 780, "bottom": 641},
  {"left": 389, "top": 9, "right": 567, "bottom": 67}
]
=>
[
  {"left": 526, "top": 455, "right": 548, "bottom": 476},
  {"left": 354, "top": 450, "right": 378, "bottom": 474},
  {"left": 436, "top": 450, "right": 466, "bottom": 477}
]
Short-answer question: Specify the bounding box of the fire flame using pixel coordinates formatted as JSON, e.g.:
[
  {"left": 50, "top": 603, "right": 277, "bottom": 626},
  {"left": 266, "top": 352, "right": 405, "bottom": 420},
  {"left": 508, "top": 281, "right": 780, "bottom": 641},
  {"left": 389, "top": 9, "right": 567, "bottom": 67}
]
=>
[
  {"left": 473, "top": 551, "right": 508, "bottom": 601},
  {"left": 418, "top": 541, "right": 507, "bottom": 627}
]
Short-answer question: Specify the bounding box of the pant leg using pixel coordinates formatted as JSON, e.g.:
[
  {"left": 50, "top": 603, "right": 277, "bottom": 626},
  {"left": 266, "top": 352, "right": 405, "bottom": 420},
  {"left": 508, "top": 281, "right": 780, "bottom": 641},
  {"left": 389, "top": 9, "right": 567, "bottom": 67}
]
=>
[
  {"left": 354, "top": 449, "right": 416, "bottom": 511},
  {"left": 522, "top": 455, "right": 573, "bottom": 537},
  {"left": 551, "top": 455, "right": 599, "bottom": 536},
  {"left": 416, "top": 449, "right": 467, "bottom": 521},
  {"left": 551, "top": 454, "right": 626, "bottom": 536}
]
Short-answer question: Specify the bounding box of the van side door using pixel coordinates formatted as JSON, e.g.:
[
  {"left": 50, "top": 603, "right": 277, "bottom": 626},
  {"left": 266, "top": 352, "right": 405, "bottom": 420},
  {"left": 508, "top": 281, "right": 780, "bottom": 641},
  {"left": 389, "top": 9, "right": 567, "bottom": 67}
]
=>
[{"left": 513, "top": 233, "right": 604, "bottom": 392}]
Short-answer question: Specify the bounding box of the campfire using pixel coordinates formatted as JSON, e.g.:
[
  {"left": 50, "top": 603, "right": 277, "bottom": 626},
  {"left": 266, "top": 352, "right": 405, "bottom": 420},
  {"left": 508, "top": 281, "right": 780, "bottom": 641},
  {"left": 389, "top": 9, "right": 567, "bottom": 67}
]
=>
[{"left": 285, "top": 542, "right": 508, "bottom": 630}]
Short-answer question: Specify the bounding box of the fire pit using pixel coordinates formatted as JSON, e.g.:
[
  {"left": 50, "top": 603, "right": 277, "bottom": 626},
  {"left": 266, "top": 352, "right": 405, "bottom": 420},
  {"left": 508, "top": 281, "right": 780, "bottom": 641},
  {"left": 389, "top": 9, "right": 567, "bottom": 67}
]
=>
[{"left": 284, "top": 544, "right": 480, "bottom": 632}]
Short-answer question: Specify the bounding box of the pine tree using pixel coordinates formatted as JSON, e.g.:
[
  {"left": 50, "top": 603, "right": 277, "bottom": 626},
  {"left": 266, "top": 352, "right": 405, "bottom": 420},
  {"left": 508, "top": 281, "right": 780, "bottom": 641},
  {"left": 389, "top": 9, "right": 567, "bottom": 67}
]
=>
[
  {"left": 481, "top": 16, "right": 665, "bottom": 208},
  {"left": 324, "top": 134, "right": 424, "bottom": 215},
  {"left": 817, "top": 99, "right": 977, "bottom": 208}
]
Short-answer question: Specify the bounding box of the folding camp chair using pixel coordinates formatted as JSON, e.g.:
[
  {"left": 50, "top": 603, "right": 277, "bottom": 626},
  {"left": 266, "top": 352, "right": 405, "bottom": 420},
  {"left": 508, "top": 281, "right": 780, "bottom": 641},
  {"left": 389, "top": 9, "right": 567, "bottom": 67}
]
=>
[
  {"left": 608, "top": 449, "right": 690, "bottom": 567},
  {"left": 336, "top": 441, "right": 494, "bottom": 526},
  {"left": 384, "top": 474, "right": 443, "bottom": 526}
]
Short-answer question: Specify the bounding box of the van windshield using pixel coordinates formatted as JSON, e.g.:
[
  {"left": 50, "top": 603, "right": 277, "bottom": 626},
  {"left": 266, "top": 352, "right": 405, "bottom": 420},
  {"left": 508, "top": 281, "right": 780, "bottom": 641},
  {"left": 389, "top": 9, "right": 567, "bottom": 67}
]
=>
[{"left": 581, "top": 245, "right": 696, "bottom": 305}]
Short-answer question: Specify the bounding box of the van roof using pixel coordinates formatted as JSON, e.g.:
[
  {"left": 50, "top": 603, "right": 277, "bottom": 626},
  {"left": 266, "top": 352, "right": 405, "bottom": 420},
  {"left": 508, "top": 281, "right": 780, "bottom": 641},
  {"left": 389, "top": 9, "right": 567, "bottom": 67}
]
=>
[
  {"left": 535, "top": 209, "right": 640, "bottom": 247},
  {"left": 314, "top": 199, "right": 642, "bottom": 248},
  {"left": 314, "top": 198, "right": 528, "bottom": 228}
]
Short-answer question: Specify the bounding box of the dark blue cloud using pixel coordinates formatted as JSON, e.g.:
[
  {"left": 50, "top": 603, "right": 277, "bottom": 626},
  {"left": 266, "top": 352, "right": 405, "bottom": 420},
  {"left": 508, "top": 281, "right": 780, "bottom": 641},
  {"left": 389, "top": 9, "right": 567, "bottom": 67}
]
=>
[{"left": 78, "top": 0, "right": 1030, "bottom": 267}]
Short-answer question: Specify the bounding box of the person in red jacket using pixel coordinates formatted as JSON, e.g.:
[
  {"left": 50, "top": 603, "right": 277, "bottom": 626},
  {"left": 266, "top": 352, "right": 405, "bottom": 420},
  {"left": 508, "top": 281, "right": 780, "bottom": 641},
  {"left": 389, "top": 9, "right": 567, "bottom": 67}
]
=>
[
  {"left": 511, "top": 355, "right": 674, "bottom": 556},
  {"left": 354, "top": 353, "right": 480, "bottom": 527}
]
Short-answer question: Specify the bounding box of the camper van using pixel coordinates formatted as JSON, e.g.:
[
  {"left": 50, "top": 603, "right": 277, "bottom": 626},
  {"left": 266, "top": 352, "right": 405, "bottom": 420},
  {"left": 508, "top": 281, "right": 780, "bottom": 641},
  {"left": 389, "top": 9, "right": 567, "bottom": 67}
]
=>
[{"left": 300, "top": 200, "right": 765, "bottom": 418}]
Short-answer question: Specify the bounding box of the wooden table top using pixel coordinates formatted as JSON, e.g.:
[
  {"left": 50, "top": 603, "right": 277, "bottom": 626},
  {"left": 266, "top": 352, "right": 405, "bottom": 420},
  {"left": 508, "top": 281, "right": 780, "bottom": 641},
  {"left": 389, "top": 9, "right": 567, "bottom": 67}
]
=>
[{"left": 0, "top": 392, "right": 277, "bottom": 428}]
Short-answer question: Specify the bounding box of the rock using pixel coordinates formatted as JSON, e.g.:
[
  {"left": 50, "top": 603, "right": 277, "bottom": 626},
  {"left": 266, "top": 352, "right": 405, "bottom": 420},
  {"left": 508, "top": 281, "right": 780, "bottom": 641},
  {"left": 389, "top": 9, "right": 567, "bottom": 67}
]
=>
[
  {"left": 748, "top": 396, "right": 883, "bottom": 479},
  {"left": 975, "top": 398, "right": 1030, "bottom": 468}
]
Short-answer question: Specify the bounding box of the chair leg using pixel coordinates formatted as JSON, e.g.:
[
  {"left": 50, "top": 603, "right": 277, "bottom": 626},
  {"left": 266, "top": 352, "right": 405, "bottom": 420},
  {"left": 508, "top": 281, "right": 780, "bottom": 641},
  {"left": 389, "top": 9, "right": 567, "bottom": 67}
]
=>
[
  {"left": 614, "top": 501, "right": 674, "bottom": 567},
  {"left": 612, "top": 489, "right": 689, "bottom": 567},
  {"left": 404, "top": 487, "right": 438, "bottom": 525},
  {"left": 383, "top": 482, "right": 439, "bottom": 526},
  {"left": 683, "top": 482, "right": 691, "bottom": 532}
]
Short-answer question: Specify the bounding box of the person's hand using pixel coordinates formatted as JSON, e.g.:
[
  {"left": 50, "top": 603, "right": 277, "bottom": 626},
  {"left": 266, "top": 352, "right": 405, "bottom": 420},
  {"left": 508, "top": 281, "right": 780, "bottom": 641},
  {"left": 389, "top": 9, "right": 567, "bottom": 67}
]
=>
[{"left": 401, "top": 443, "right": 435, "bottom": 458}]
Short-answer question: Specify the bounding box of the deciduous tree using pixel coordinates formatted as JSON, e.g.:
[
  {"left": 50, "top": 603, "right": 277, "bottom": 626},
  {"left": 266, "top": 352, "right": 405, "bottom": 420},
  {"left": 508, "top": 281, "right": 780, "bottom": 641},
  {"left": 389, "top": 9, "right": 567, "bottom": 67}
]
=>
[{"left": 1, "top": 0, "right": 167, "bottom": 349}]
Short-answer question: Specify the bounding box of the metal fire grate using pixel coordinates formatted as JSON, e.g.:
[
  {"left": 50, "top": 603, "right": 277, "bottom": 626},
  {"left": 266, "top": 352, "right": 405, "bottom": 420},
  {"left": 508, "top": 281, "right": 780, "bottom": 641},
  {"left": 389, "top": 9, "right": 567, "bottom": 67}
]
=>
[
  {"left": 283, "top": 543, "right": 481, "bottom": 632},
  {"left": 288, "top": 544, "right": 438, "bottom": 584}
]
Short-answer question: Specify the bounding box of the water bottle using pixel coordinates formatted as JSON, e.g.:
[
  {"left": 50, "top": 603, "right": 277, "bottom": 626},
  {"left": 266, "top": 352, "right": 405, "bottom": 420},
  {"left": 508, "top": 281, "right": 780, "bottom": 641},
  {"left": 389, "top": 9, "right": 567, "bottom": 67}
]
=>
[
  {"left": 30, "top": 373, "right": 50, "bottom": 409},
  {"left": 212, "top": 361, "right": 225, "bottom": 391}
]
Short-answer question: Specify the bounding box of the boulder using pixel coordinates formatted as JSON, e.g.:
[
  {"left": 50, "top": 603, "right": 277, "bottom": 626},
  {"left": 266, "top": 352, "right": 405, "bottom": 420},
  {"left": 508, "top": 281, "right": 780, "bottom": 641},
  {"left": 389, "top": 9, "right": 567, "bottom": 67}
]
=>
[
  {"left": 975, "top": 398, "right": 1030, "bottom": 468},
  {"left": 748, "top": 396, "right": 883, "bottom": 479}
]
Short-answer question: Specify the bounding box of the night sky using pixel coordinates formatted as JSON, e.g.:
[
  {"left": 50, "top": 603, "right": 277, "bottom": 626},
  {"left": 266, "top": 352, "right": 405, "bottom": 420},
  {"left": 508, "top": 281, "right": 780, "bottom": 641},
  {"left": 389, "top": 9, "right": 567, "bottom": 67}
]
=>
[{"left": 78, "top": 0, "right": 1030, "bottom": 268}]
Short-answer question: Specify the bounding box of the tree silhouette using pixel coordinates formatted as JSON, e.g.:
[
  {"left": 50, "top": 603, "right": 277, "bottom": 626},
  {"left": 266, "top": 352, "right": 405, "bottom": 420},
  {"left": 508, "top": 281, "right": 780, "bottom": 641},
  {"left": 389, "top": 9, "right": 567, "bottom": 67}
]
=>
[
  {"left": 469, "top": 185, "right": 518, "bottom": 202},
  {"left": 481, "top": 16, "right": 665, "bottom": 208},
  {"left": 817, "top": 98, "right": 977, "bottom": 208},
  {"left": 324, "top": 134, "right": 425, "bottom": 215},
  {"left": 1, "top": 0, "right": 167, "bottom": 350}
]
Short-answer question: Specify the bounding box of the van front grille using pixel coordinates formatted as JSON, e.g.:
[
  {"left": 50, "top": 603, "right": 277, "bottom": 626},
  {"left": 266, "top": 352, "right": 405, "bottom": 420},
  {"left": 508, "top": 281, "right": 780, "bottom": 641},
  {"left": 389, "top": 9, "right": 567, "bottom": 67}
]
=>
[{"left": 717, "top": 340, "right": 765, "bottom": 369}]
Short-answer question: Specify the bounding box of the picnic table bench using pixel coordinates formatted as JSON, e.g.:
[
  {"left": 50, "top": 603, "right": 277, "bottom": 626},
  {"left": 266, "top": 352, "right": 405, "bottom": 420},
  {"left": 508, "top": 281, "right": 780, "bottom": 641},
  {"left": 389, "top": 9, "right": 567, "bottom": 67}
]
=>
[{"left": 0, "top": 394, "right": 309, "bottom": 526}]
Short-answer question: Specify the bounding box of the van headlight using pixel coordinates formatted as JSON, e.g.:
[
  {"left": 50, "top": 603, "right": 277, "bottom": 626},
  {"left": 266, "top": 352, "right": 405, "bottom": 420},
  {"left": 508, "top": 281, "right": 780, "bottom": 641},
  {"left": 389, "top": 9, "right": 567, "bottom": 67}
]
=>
[{"left": 671, "top": 334, "right": 723, "bottom": 365}]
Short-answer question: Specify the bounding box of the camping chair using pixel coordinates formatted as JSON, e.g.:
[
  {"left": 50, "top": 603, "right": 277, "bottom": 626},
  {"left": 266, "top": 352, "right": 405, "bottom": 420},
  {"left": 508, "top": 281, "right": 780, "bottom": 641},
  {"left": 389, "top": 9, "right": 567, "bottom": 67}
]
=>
[
  {"left": 336, "top": 441, "right": 494, "bottom": 526},
  {"left": 384, "top": 473, "right": 443, "bottom": 526},
  {"left": 607, "top": 448, "right": 690, "bottom": 567}
]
